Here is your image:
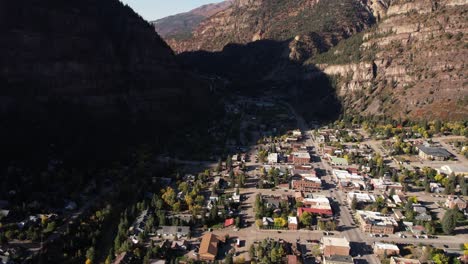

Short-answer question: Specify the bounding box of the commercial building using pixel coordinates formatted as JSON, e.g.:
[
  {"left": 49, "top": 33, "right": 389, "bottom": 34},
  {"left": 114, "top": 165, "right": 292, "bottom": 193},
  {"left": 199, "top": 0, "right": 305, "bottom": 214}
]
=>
[
  {"left": 291, "top": 152, "right": 311, "bottom": 164},
  {"left": 417, "top": 145, "right": 451, "bottom": 161},
  {"left": 356, "top": 210, "right": 398, "bottom": 234},
  {"left": 199, "top": 233, "right": 223, "bottom": 261},
  {"left": 321, "top": 237, "right": 350, "bottom": 257},
  {"left": 292, "top": 178, "right": 322, "bottom": 192}
]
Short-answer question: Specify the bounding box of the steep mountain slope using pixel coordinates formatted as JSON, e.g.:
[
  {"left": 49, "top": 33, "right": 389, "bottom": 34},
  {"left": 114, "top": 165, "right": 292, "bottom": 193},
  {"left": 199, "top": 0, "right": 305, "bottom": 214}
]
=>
[
  {"left": 0, "top": 0, "right": 210, "bottom": 117},
  {"left": 166, "top": 0, "right": 375, "bottom": 56},
  {"left": 152, "top": 0, "right": 232, "bottom": 40},
  {"left": 0, "top": 0, "right": 214, "bottom": 165},
  {"left": 309, "top": 0, "right": 468, "bottom": 121}
]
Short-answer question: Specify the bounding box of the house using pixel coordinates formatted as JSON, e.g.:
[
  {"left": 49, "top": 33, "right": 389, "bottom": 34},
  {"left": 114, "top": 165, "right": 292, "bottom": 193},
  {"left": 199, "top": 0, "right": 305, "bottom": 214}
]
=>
[
  {"left": 288, "top": 216, "right": 298, "bottom": 230},
  {"left": 417, "top": 145, "right": 451, "bottom": 161},
  {"left": 393, "top": 209, "right": 405, "bottom": 221},
  {"left": 412, "top": 204, "right": 427, "bottom": 214},
  {"left": 356, "top": 210, "right": 398, "bottom": 234},
  {"left": 389, "top": 257, "right": 421, "bottom": 264},
  {"left": 445, "top": 196, "right": 467, "bottom": 210},
  {"left": 415, "top": 213, "right": 432, "bottom": 222},
  {"left": 321, "top": 237, "right": 350, "bottom": 257},
  {"left": 373, "top": 242, "right": 400, "bottom": 257},
  {"left": 437, "top": 165, "right": 468, "bottom": 176},
  {"left": 156, "top": 226, "right": 190, "bottom": 238},
  {"left": 264, "top": 196, "right": 281, "bottom": 209},
  {"left": 323, "top": 255, "right": 355, "bottom": 264},
  {"left": 291, "top": 152, "right": 311, "bottom": 164},
  {"left": 268, "top": 153, "right": 279, "bottom": 164},
  {"left": 330, "top": 156, "right": 348, "bottom": 166},
  {"left": 199, "top": 233, "right": 223, "bottom": 261},
  {"left": 171, "top": 240, "right": 189, "bottom": 251}
]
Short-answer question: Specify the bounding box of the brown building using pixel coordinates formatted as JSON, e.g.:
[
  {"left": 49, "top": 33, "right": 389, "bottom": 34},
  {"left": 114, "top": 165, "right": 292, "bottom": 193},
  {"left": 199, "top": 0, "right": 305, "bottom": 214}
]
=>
[
  {"left": 199, "top": 233, "right": 223, "bottom": 261},
  {"left": 321, "top": 237, "right": 350, "bottom": 257},
  {"left": 356, "top": 211, "right": 397, "bottom": 234},
  {"left": 292, "top": 179, "right": 321, "bottom": 192},
  {"left": 292, "top": 152, "right": 311, "bottom": 164}
]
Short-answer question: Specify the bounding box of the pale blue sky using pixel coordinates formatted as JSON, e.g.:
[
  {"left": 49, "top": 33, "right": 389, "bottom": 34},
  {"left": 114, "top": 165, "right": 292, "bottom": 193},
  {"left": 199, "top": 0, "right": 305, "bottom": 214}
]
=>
[{"left": 121, "top": 0, "right": 224, "bottom": 21}]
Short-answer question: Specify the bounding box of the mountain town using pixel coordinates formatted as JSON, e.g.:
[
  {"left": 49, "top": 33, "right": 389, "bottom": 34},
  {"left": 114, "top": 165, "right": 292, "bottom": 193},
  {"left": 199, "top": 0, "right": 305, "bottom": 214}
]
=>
[{"left": 0, "top": 0, "right": 467, "bottom": 264}]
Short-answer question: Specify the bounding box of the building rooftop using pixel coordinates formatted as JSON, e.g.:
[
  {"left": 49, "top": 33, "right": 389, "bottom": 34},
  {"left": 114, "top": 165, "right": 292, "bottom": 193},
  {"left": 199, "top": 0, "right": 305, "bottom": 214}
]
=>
[
  {"left": 293, "top": 152, "right": 311, "bottom": 159},
  {"left": 374, "top": 242, "right": 399, "bottom": 251},
  {"left": 357, "top": 210, "right": 398, "bottom": 227},
  {"left": 288, "top": 216, "right": 298, "bottom": 225},
  {"left": 321, "top": 237, "right": 350, "bottom": 248},
  {"left": 417, "top": 145, "right": 451, "bottom": 158},
  {"left": 323, "top": 255, "right": 354, "bottom": 263}
]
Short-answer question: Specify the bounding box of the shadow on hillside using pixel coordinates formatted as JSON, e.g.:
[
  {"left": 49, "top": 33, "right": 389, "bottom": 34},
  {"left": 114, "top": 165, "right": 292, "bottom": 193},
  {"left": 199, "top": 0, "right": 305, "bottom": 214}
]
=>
[{"left": 178, "top": 38, "right": 343, "bottom": 122}]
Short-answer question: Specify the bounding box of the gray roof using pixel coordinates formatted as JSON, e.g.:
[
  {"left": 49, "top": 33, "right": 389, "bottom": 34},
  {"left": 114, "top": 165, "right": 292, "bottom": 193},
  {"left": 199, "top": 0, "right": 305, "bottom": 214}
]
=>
[
  {"left": 417, "top": 146, "right": 451, "bottom": 158},
  {"left": 324, "top": 255, "right": 354, "bottom": 263},
  {"left": 157, "top": 226, "right": 190, "bottom": 236}
]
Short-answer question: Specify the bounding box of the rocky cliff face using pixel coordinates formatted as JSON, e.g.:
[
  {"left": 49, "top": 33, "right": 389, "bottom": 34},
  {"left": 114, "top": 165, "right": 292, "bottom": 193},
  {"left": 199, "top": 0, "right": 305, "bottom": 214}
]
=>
[
  {"left": 165, "top": 0, "right": 375, "bottom": 58},
  {"left": 151, "top": 0, "right": 233, "bottom": 39},
  {"left": 311, "top": 0, "right": 468, "bottom": 121}
]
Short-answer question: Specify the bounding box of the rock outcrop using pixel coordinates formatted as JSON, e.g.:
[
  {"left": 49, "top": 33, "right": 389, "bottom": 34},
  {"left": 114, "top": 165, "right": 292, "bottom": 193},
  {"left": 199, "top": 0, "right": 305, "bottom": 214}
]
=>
[
  {"left": 164, "top": 0, "right": 375, "bottom": 56},
  {"left": 313, "top": 0, "right": 468, "bottom": 121}
]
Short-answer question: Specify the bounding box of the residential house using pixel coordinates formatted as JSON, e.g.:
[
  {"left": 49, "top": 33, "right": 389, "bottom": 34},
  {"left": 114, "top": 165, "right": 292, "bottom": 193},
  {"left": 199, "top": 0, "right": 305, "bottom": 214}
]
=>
[
  {"left": 445, "top": 196, "right": 467, "bottom": 210},
  {"left": 199, "top": 233, "right": 223, "bottom": 261},
  {"left": 321, "top": 237, "right": 350, "bottom": 257},
  {"left": 156, "top": 226, "right": 190, "bottom": 238},
  {"left": 323, "top": 255, "right": 355, "bottom": 264},
  {"left": 373, "top": 243, "right": 400, "bottom": 257}
]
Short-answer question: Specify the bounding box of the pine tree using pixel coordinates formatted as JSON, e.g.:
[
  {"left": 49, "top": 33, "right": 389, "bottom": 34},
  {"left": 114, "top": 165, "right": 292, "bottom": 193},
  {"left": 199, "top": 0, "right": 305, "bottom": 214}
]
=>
[{"left": 441, "top": 209, "right": 457, "bottom": 235}]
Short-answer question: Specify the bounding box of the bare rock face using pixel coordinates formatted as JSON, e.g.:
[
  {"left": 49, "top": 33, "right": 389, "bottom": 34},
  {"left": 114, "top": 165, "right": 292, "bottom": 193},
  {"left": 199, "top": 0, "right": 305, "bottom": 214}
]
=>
[
  {"left": 165, "top": 0, "right": 374, "bottom": 54},
  {"left": 315, "top": 0, "right": 468, "bottom": 121},
  {"left": 151, "top": 0, "right": 233, "bottom": 39}
]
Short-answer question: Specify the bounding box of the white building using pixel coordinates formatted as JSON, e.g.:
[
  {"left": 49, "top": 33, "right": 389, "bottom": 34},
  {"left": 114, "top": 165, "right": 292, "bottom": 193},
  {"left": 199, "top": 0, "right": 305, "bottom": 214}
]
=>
[{"left": 268, "top": 153, "right": 279, "bottom": 164}]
